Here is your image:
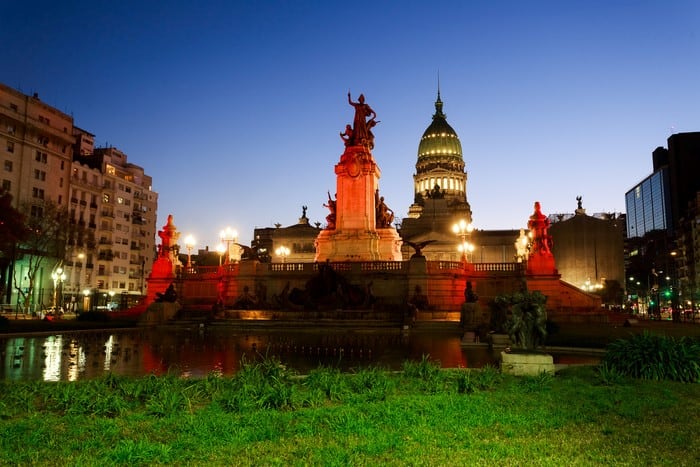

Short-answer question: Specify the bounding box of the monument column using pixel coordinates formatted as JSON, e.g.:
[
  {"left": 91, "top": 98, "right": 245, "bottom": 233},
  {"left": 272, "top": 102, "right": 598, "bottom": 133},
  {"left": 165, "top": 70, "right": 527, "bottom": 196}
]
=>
[{"left": 315, "top": 93, "right": 402, "bottom": 262}]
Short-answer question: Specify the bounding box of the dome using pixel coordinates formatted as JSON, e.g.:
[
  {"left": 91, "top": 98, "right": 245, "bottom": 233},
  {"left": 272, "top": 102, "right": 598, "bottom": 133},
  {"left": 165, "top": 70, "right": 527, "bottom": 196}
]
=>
[{"left": 416, "top": 92, "right": 463, "bottom": 164}]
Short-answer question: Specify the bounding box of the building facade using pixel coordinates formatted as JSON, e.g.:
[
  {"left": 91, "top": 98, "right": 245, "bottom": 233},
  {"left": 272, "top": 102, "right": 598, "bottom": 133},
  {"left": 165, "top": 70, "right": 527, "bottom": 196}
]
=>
[
  {"left": 549, "top": 205, "right": 625, "bottom": 303},
  {"left": 0, "top": 83, "right": 157, "bottom": 311},
  {"left": 625, "top": 132, "right": 700, "bottom": 315}
]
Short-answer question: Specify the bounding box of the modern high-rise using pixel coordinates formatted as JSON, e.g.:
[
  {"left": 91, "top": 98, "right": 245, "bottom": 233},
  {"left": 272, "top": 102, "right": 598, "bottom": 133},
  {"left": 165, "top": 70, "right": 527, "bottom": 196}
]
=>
[
  {"left": 0, "top": 83, "right": 158, "bottom": 311},
  {"left": 625, "top": 132, "right": 700, "bottom": 314}
]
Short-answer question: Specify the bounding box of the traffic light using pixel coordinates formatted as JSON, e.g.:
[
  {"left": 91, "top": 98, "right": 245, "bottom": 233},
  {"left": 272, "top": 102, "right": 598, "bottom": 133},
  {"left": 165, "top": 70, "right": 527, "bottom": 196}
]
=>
[{"left": 664, "top": 289, "right": 671, "bottom": 298}]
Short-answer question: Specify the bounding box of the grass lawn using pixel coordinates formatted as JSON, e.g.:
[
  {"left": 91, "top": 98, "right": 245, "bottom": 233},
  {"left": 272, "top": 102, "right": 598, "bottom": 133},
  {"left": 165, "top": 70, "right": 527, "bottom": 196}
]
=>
[{"left": 0, "top": 362, "right": 698, "bottom": 465}]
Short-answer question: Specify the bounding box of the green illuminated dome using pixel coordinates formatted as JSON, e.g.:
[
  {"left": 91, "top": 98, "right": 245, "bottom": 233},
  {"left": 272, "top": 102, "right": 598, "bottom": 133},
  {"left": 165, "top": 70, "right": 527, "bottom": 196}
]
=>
[{"left": 416, "top": 91, "right": 464, "bottom": 171}]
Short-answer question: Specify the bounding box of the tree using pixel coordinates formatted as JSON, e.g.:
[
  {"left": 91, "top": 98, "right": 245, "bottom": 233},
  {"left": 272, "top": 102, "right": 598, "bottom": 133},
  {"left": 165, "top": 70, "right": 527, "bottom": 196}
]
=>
[
  {"left": 12, "top": 200, "right": 72, "bottom": 314},
  {"left": 0, "top": 190, "right": 28, "bottom": 302}
]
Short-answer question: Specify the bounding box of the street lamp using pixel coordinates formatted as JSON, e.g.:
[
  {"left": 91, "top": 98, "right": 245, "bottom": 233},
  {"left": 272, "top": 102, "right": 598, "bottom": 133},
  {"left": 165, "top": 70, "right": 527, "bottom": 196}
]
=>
[
  {"left": 82, "top": 289, "right": 91, "bottom": 313},
  {"left": 275, "top": 245, "right": 290, "bottom": 263},
  {"left": 452, "top": 220, "right": 474, "bottom": 262},
  {"left": 219, "top": 227, "right": 237, "bottom": 264},
  {"left": 216, "top": 243, "right": 226, "bottom": 267},
  {"left": 184, "top": 234, "right": 196, "bottom": 270},
  {"left": 51, "top": 267, "right": 66, "bottom": 309}
]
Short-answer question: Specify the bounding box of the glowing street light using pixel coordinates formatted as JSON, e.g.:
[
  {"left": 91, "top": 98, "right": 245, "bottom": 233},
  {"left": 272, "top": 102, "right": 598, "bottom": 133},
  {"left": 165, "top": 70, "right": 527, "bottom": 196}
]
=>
[
  {"left": 82, "top": 289, "right": 91, "bottom": 313},
  {"left": 452, "top": 219, "right": 474, "bottom": 261},
  {"left": 275, "top": 245, "right": 290, "bottom": 263},
  {"left": 219, "top": 227, "right": 238, "bottom": 264},
  {"left": 51, "top": 266, "right": 66, "bottom": 309},
  {"left": 216, "top": 243, "right": 226, "bottom": 266},
  {"left": 184, "top": 234, "right": 196, "bottom": 270}
]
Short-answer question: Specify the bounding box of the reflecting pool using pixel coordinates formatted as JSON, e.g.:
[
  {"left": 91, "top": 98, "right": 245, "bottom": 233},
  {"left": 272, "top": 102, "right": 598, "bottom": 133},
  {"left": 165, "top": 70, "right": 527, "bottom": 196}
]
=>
[{"left": 1, "top": 326, "right": 600, "bottom": 382}]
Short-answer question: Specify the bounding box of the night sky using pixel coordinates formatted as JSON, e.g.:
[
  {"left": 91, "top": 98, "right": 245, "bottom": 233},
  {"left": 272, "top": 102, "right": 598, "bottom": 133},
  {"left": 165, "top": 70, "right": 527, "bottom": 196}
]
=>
[{"left": 3, "top": 1, "right": 699, "bottom": 248}]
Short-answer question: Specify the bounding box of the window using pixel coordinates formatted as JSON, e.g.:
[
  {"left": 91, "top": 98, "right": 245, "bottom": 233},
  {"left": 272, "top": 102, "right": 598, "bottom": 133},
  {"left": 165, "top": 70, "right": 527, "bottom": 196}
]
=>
[
  {"left": 35, "top": 151, "right": 47, "bottom": 163},
  {"left": 7, "top": 124, "right": 15, "bottom": 135},
  {"left": 60, "top": 161, "right": 65, "bottom": 169},
  {"left": 37, "top": 136, "right": 49, "bottom": 147},
  {"left": 117, "top": 196, "right": 124, "bottom": 204},
  {"left": 4, "top": 160, "right": 12, "bottom": 171},
  {"left": 30, "top": 205, "right": 43, "bottom": 218},
  {"left": 34, "top": 169, "right": 46, "bottom": 181},
  {"left": 10, "top": 103, "right": 17, "bottom": 112},
  {"left": 103, "top": 193, "right": 110, "bottom": 203},
  {"left": 6, "top": 141, "right": 14, "bottom": 153},
  {"left": 32, "top": 187, "right": 45, "bottom": 199},
  {"left": 2, "top": 179, "right": 10, "bottom": 191}
]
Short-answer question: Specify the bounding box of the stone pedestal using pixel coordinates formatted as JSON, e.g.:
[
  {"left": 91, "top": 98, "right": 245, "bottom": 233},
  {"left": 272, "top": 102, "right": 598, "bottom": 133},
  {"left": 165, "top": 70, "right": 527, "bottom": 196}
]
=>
[
  {"left": 315, "top": 145, "right": 402, "bottom": 262},
  {"left": 500, "top": 351, "right": 554, "bottom": 376}
]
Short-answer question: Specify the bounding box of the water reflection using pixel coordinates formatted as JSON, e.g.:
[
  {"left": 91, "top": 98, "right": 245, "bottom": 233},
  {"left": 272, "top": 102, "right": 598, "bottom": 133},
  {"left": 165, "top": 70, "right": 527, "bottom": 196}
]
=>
[{"left": 0, "top": 327, "right": 598, "bottom": 382}]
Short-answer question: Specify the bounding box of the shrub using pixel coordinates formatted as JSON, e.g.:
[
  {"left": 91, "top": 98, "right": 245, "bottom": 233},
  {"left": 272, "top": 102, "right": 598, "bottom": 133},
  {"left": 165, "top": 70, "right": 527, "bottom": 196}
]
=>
[
  {"left": 602, "top": 332, "right": 700, "bottom": 382},
  {"left": 596, "top": 362, "right": 626, "bottom": 386}
]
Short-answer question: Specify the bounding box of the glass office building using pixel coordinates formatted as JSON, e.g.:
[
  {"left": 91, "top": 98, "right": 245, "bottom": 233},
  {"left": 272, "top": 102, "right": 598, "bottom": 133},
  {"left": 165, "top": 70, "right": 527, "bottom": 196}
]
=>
[{"left": 625, "top": 168, "right": 672, "bottom": 238}]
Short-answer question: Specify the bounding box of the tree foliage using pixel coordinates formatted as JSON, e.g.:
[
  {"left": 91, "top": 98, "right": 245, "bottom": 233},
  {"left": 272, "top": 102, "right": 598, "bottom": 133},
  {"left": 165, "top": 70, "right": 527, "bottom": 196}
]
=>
[
  {"left": 13, "top": 200, "right": 72, "bottom": 312},
  {"left": 0, "top": 190, "right": 28, "bottom": 258}
]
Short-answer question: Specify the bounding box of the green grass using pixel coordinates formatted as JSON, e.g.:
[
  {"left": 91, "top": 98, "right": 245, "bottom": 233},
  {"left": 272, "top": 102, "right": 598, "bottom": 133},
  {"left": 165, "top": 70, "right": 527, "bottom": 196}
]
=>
[{"left": 1, "top": 361, "right": 698, "bottom": 465}]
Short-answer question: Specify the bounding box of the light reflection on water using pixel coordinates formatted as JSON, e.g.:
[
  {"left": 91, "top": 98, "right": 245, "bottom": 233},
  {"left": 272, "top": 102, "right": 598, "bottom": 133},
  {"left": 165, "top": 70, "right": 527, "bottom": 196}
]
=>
[{"left": 1, "top": 327, "right": 599, "bottom": 382}]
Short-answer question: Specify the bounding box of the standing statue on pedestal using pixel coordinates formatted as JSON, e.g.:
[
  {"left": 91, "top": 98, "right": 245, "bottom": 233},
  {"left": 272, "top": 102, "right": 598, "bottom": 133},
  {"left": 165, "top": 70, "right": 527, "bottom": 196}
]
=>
[
  {"left": 527, "top": 202, "right": 552, "bottom": 255},
  {"left": 346, "top": 92, "right": 377, "bottom": 148},
  {"left": 375, "top": 189, "right": 394, "bottom": 228},
  {"left": 324, "top": 191, "right": 337, "bottom": 229}
]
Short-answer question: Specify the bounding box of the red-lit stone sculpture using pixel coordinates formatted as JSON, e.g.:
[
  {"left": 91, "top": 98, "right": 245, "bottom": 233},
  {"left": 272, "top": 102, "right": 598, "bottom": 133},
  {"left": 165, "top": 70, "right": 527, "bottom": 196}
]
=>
[
  {"left": 315, "top": 93, "right": 401, "bottom": 261},
  {"left": 526, "top": 202, "right": 557, "bottom": 275}
]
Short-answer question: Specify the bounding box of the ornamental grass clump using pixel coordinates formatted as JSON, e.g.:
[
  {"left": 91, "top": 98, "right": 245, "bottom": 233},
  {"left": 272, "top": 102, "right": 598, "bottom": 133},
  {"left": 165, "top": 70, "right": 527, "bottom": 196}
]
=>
[{"left": 602, "top": 332, "right": 700, "bottom": 382}]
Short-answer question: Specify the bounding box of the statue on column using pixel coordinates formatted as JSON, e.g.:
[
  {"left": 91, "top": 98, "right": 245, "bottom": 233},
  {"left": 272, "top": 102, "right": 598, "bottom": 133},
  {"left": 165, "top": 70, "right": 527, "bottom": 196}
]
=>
[
  {"left": 345, "top": 92, "right": 377, "bottom": 148},
  {"left": 527, "top": 202, "right": 552, "bottom": 256},
  {"left": 157, "top": 214, "right": 180, "bottom": 259}
]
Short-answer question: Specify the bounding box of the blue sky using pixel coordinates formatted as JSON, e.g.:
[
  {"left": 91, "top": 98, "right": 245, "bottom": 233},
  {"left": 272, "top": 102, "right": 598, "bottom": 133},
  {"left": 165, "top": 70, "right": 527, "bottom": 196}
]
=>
[{"left": 3, "top": 1, "right": 699, "bottom": 249}]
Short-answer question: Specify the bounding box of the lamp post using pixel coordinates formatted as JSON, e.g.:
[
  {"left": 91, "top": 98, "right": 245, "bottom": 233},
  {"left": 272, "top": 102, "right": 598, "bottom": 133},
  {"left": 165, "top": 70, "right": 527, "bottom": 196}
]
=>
[
  {"left": 452, "top": 220, "right": 474, "bottom": 262},
  {"left": 216, "top": 243, "right": 226, "bottom": 267},
  {"left": 275, "top": 245, "right": 290, "bottom": 263},
  {"left": 219, "top": 227, "right": 237, "bottom": 264},
  {"left": 82, "top": 289, "right": 91, "bottom": 314},
  {"left": 184, "top": 234, "right": 196, "bottom": 271},
  {"left": 51, "top": 267, "right": 66, "bottom": 309}
]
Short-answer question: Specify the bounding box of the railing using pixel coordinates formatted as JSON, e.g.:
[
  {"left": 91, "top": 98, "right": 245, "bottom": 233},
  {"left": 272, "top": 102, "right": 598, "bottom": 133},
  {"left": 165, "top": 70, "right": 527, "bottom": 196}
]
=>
[
  {"left": 177, "top": 260, "right": 524, "bottom": 277},
  {"left": 473, "top": 262, "right": 525, "bottom": 273}
]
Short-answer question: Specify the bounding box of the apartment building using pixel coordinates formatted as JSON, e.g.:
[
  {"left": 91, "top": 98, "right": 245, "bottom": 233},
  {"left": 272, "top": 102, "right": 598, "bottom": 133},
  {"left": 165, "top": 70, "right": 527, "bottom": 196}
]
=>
[{"left": 0, "top": 83, "right": 157, "bottom": 311}]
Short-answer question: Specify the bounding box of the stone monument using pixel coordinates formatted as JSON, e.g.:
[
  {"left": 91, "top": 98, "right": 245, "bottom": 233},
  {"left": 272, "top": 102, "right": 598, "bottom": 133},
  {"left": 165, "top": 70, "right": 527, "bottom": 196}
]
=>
[
  {"left": 315, "top": 93, "right": 402, "bottom": 261},
  {"left": 525, "top": 201, "right": 557, "bottom": 275}
]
